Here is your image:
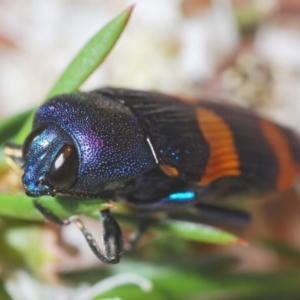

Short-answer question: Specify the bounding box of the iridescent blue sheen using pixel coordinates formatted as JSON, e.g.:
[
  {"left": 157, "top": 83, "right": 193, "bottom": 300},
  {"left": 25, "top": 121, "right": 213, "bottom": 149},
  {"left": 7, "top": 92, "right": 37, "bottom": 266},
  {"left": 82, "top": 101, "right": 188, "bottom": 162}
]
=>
[
  {"left": 22, "top": 92, "right": 156, "bottom": 197},
  {"left": 158, "top": 191, "right": 196, "bottom": 205},
  {"left": 169, "top": 191, "right": 195, "bottom": 201}
]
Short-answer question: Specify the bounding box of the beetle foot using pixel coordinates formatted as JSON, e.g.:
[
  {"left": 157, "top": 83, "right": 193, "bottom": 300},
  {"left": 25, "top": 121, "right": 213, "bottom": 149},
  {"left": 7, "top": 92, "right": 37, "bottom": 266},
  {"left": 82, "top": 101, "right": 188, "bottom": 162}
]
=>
[{"left": 124, "top": 220, "right": 150, "bottom": 252}]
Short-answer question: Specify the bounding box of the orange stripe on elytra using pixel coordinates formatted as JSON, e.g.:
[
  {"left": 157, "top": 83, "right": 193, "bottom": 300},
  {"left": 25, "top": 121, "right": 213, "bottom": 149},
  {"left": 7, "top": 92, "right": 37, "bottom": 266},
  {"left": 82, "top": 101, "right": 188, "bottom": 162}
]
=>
[
  {"left": 260, "top": 119, "right": 299, "bottom": 191},
  {"left": 197, "top": 108, "right": 241, "bottom": 186}
]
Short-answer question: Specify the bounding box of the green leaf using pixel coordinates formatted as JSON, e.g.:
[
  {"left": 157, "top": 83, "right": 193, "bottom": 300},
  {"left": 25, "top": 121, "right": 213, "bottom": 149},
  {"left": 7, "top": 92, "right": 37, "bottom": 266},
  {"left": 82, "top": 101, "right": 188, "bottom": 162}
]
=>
[
  {"left": 14, "top": 5, "right": 134, "bottom": 145},
  {"left": 153, "top": 219, "right": 241, "bottom": 245},
  {"left": 0, "top": 194, "right": 107, "bottom": 221},
  {"left": 46, "top": 5, "right": 133, "bottom": 99},
  {"left": 0, "top": 110, "right": 32, "bottom": 172}
]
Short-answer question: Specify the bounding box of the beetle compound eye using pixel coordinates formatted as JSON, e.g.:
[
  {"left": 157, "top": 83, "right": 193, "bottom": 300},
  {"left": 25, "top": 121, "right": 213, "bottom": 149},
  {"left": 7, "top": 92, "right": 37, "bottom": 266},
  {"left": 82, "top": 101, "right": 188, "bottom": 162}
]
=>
[
  {"left": 48, "top": 144, "right": 79, "bottom": 189},
  {"left": 22, "top": 125, "right": 47, "bottom": 158}
]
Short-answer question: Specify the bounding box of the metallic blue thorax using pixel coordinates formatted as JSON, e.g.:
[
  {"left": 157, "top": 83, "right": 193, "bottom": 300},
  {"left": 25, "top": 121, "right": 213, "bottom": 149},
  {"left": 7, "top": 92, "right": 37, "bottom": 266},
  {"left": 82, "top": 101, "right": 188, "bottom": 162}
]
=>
[{"left": 23, "top": 92, "right": 156, "bottom": 196}]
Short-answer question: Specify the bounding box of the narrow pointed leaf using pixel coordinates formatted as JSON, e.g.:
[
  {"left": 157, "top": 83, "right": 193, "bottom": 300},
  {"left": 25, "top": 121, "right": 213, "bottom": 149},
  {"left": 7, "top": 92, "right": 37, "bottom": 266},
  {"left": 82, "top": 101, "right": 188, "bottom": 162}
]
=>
[
  {"left": 14, "top": 6, "right": 134, "bottom": 145},
  {"left": 0, "top": 194, "right": 106, "bottom": 221},
  {"left": 153, "top": 219, "right": 241, "bottom": 245}
]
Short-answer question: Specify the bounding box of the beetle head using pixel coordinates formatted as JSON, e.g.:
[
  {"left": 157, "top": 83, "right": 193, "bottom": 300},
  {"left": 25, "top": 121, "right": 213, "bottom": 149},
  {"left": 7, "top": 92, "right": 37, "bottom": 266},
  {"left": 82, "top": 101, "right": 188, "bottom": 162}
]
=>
[{"left": 22, "top": 124, "right": 78, "bottom": 197}]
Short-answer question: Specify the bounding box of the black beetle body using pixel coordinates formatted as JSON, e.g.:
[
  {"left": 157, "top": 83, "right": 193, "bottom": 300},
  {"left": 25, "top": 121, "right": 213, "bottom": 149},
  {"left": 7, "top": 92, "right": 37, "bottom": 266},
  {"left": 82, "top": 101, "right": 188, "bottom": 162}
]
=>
[{"left": 18, "top": 87, "right": 300, "bottom": 263}]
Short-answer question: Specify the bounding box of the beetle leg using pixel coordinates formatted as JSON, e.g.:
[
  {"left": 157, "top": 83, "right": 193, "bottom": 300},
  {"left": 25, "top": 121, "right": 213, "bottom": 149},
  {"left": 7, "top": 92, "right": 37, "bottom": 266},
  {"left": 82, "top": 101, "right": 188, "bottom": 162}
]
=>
[
  {"left": 34, "top": 200, "right": 123, "bottom": 264},
  {"left": 193, "top": 202, "right": 252, "bottom": 225},
  {"left": 34, "top": 200, "right": 70, "bottom": 225},
  {"left": 70, "top": 210, "right": 123, "bottom": 264},
  {"left": 124, "top": 220, "right": 150, "bottom": 251},
  {"left": 100, "top": 209, "right": 123, "bottom": 263}
]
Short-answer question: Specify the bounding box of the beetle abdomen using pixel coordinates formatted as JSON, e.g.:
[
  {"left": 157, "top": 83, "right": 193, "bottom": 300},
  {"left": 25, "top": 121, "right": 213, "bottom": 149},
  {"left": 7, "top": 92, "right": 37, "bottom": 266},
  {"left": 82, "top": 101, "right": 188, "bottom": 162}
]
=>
[{"left": 196, "top": 101, "right": 300, "bottom": 192}]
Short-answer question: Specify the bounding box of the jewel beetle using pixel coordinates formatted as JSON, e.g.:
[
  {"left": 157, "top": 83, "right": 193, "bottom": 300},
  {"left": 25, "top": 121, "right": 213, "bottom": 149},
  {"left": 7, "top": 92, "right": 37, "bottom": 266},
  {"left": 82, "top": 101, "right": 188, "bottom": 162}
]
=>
[{"left": 6, "top": 87, "right": 300, "bottom": 263}]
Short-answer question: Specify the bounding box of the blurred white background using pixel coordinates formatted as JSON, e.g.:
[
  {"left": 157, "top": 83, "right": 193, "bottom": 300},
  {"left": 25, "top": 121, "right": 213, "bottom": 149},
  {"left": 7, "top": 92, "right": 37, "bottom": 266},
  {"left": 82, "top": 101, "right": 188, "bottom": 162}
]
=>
[{"left": 1, "top": 0, "right": 300, "bottom": 130}]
